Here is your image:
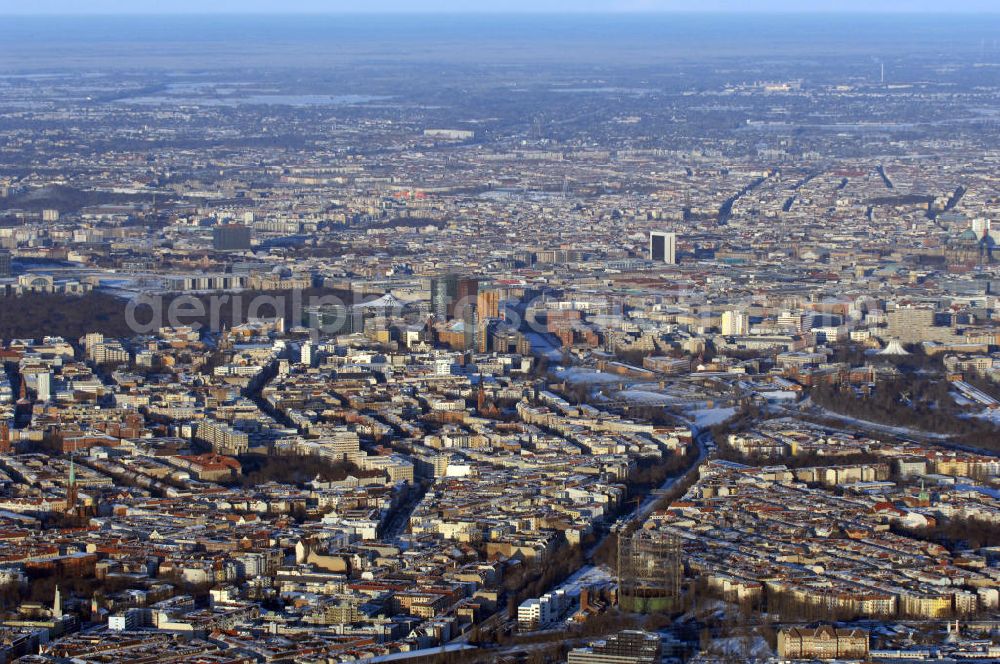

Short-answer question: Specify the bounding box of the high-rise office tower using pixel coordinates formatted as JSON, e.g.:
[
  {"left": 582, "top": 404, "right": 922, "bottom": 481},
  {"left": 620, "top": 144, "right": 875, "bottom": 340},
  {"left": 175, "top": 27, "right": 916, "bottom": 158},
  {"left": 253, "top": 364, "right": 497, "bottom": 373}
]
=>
[
  {"left": 477, "top": 288, "right": 501, "bottom": 321},
  {"left": 721, "top": 310, "right": 749, "bottom": 336},
  {"left": 649, "top": 231, "right": 676, "bottom": 264},
  {"left": 212, "top": 224, "right": 252, "bottom": 251},
  {"left": 454, "top": 276, "right": 479, "bottom": 319},
  {"left": 36, "top": 372, "right": 51, "bottom": 402},
  {"left": 462, "top": 301, "right": 478, "bottom": 351},
  {"left": 307, "top": 303, "right": 365, "bottom": 336},
  {"left": 430, "top": 276, "right": 453, "bottom": 319},
  {"left": 430, "top": 274, "right": 479, "bottom": 320},
  {"left": 0, "top": 250, "right": 10, "bottom": 278}
]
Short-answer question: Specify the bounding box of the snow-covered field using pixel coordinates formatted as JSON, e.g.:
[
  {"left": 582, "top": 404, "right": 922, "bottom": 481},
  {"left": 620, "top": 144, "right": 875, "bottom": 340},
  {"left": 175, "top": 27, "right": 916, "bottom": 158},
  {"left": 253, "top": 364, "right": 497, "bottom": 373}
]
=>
[
  {"left": 553, "top": 367, "right": 625, "bottom": 384},
  {"left": 807, "top": 405, "right": 952, "bottom": 440},
  {"left": 703, "top": 635, "right": 773, "bottom": 661},
  {"left": 613, "top": 389, "right": 674, "bottom": 404},
  {"left": 689, "top": 406, "right": 738, "bottom": 428},
  {"left": 553, "top": 564, "right": 614, "bottom": 598}
]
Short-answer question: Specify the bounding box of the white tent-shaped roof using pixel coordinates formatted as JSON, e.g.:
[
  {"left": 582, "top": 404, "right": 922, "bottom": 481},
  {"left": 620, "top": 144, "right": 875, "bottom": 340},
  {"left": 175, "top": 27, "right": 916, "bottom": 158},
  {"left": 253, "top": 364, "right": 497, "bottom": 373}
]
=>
[
  {"left": 879, "top": 339, "right": 910, "bottom": 355},
  {"left": 356, "top": 293, "right": 404, "bottom": 309}
]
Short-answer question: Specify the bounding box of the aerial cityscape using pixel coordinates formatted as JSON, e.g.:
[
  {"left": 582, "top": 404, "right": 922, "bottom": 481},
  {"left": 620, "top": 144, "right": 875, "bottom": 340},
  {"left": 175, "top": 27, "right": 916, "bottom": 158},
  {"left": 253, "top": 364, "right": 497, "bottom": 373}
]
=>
[{"left": 0, "top": 5, "right": 999, "bottom": 663}]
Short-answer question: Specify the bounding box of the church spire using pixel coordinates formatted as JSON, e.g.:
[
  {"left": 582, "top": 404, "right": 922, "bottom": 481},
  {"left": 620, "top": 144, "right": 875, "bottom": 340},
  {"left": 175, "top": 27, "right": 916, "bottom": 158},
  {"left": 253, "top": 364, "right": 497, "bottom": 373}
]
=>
[{"left": 53, "top": 585, "right": 63, "bottom": 619}]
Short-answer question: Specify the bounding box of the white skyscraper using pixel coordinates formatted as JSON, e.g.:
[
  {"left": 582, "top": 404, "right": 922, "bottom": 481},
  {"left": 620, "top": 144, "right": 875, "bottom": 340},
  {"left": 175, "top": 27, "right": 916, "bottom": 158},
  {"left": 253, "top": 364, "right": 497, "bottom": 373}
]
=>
[
  {"left": 649, "top": 231, "right": 676, "bottom": 264},
  {"left": 721, "top": 310, "right": 749, "bottom": 336},
  {"left": 300, "top": 341, "right": 313, "bottom": 367},
  {"left": 36, "top": 372, "right": 51, "bottom": 402}
]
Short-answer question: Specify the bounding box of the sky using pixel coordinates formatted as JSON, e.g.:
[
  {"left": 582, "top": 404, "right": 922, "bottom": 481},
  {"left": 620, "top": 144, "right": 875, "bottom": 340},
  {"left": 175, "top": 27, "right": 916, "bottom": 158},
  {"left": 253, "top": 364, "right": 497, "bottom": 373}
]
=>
[{"left": 2, "top": 0, "right": 999, "bottom": 13}]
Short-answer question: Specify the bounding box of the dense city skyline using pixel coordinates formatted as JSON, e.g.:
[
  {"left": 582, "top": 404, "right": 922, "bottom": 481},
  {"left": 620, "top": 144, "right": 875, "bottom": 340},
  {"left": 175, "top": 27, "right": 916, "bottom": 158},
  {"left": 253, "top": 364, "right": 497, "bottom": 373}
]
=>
[{"left": 0, "top": 7, "right": 998, "bottom": 664}]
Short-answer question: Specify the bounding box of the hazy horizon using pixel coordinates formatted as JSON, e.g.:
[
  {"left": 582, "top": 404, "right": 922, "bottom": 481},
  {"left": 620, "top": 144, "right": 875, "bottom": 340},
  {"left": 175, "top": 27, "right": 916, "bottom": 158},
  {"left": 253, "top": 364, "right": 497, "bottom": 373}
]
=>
[
  {"left": 3, "top": 1, "right": 1000, "bottom": 15},
  {"left": 3, "top": 12, "right": 999, "bottom": 71}
]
